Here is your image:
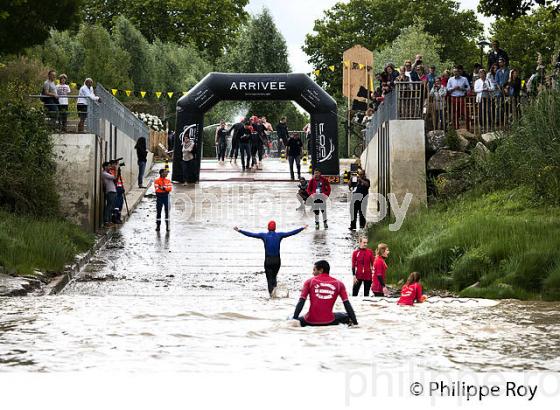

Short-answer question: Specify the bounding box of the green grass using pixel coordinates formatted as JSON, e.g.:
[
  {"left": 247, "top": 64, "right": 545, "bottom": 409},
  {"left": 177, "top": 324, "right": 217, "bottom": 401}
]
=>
[
  {"left": 0, "top": 210, "right": 94, "bottom": 276},
  {"left": 368, "top": 187, "right": 560, "bottom": 300}
]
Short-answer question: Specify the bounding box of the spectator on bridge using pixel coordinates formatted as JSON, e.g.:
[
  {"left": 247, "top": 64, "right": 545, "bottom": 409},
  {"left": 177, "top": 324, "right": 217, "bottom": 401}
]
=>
[
  {"left": 505, "top": 69, "right": 522, "bottom": 97},
  {"left": 457, "top": 64, "right": 473, "bottom": 88},
  {"left": 404, "top": 59, "right": 420, "bottom": 81},
  {"left": 430, "top": 77, "right": 448, "bottom": 129},
  {"left": 41, "top": 70, "right": 59, "bottom": 123},
  {"left": 56, "top": 74, "right": 71, "bottom": 132},
  {"left": 488, "top": 64, "right": 501, "bottom": 97},
  {"left": 472, "top": 63, "right": 482, "bottom": 85},
  {"left": 447, "top": 66, "right": 470, "bottom": 129},
  {"left": 495, "top": 58, "right": 510, "bottom": 92},
  {"left": 474, "top": 68, "right": 495, "bottom": 130},
  {"left": 440, "top": 70, "right": 450, "bottom": 87},
  {"left": 384, "top": 63, "right": 398, "bottom": 87},
  {"left": 135, "top": 137, "right": 148, "bottom": 188},
  {"left": 427, "top": 65, "right": 437, "bottom": 91},
  {"left": 488, "top": 40, "right": 509, "bottom": 69},
  {"left": 77, "top": 78, "right": 100, "bottom": 132},
  {"left": 276, "top": 117, "right": 289, "bottom": 156},
  {"left": 396, "top": 66, "right": 409, "bottom": 83}
]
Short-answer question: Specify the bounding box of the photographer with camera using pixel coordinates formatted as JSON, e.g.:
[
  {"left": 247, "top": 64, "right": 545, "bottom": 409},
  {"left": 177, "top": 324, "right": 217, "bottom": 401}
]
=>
[
  {"left": 349, "top": 168, "right": 370, "bottom": 231},
  {"left": 101, "top": 162, "right": 117, "bottom": 227},
  {"left": 109, "top": 159, "right": 126, "bottom": 224}
]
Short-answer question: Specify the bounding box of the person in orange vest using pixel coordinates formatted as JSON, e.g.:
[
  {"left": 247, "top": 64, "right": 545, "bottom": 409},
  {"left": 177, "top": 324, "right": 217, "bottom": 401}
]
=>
[
  {"left": 154, "top": 168, "right": 172, "bottom": 231},
  {"left": 109, "top": 160, "right": 125, "bottom": 224}
]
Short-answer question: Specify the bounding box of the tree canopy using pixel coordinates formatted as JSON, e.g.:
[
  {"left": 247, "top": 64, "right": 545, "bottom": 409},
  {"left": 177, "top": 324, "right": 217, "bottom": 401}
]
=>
[
  {"left": 303, "top": 0, "right": 482, "bottom": 97},
  {"left": 81, "top": 0, "right": 249, "bottom": 60},
  {"left": 0, "top": 0, "right": 81, "bottom": 54},
  {"left": 478, "top": 0, "right": 560, "bottom": 18},
  {"left": 490, "top": 7, "right": 560, "bottom": 77}
]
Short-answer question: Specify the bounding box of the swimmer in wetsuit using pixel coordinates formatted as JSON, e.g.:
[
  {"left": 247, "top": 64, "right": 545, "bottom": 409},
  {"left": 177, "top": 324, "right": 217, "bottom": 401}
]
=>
[
  {"left": 292, "top": 260, "right": 358, "bottom": 327},
  {"left": 234, "top": 221, "right": 308, "bottom": 296}
]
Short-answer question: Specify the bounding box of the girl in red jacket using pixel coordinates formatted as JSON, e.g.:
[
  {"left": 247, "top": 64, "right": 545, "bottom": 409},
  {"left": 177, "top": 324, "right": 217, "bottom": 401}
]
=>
[
  {"left": 397, "top": 272, "right": 427, "bottom": 306},
  {"left": 351, "top": 236, "right": 375, "bottom": 296},
  {"left": 371, "top": 243, "right": 390, "bottom": 296}
]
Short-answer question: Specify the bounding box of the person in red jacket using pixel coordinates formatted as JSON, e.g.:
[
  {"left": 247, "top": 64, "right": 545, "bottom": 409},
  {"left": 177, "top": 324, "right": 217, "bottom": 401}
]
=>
[
  {"left": 306, "top": 169, "right": 331, "bottom": 230},
  {"left": 371, "top": 243, "right": 390, "bottom": 296},
  {"left": 397, "top": 272, "right": 427, "bottom": 306},
  {"left": 352, "top": 237, "right": 375, "bottom": 296},
  {"left": 292, "top": 260, "right": 358, "bottom": 327}
]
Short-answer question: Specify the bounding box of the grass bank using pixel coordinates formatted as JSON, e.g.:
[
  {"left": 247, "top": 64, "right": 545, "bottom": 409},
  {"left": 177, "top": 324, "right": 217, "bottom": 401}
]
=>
[
  {"left": 0, "top": 210, "right": 94, "bottom": 277},
  {"left": 368, "top": 188, "right": 560, "bottom": 301}
]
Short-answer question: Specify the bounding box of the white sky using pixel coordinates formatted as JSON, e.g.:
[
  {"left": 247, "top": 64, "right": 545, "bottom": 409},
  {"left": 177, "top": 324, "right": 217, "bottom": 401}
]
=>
[{"left": 246, "top": 0, "right": 493, "bottom": 73}]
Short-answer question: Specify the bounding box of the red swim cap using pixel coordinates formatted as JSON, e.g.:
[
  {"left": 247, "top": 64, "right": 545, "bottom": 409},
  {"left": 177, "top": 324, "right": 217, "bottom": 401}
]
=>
[{"left": 267, "top": 220, "right": 276, "bottom": 231}]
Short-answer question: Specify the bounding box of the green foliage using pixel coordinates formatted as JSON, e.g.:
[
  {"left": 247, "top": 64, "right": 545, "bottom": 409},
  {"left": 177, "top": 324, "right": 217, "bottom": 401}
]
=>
[
  {"left": 81, "top": 0, "right": 249, "bottom": 60},
  {"left": 0, "top": 210, "right": 94, "bottom": 275},
  {"left": 303, "top": 0, "right": 482, "bottom": 97},
  {"left": 0, "top": 101, "right": 60, "bottom": 216},
  {"left": 0, "top": 0, "right": 81, "bottom": 54},
  {"left": 375, "top": 22, "right": 453, "bottom": 72},
  {"left": 0, "top": 56, "right": 46, "bottom": 101},
  {"left": 368, "top": 188, "right": 560, "bottom": 300},
  {"left": 444, "top": 127, "right": 462, "bottom": 151},
  {"left": 478, "top": 0, "right": 559, "bottom": 18},
  {"left": 490, "top": 7, "right": 560, "bottom": 78}
]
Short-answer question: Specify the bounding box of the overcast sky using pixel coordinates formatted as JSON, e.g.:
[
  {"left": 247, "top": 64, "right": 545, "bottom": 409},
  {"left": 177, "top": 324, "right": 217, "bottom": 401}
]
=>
[{"left": 246, "top": 0, "right": 493, "bottom": 73}]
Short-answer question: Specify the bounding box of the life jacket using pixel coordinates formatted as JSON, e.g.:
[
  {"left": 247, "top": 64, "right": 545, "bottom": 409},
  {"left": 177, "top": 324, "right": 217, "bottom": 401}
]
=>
[{"left": 154, "top": 177, "right": 172, "bottom": 194}]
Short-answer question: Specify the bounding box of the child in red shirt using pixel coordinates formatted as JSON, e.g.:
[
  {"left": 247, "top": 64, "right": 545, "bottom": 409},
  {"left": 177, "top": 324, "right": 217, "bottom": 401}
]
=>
[
  {"left": 371, "top": 243, "right": 390, "bottom": 296},
  {"left": 292, "top": 260, "right": 358, "bottom": 327},
  {"left": 397, "top": 272, "right": 427, "bottom": 306}
]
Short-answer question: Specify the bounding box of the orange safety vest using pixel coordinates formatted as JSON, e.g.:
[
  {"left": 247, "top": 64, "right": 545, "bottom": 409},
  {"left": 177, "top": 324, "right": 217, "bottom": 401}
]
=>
[
  {"left": 110, "top": 168, "right": 124, "bottom": 188},
  {"left": 154, "top": 177, "right": 172, "bottom": 194}
]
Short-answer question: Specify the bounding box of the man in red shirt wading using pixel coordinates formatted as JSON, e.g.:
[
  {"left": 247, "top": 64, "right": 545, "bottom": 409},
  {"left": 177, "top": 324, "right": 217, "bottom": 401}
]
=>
[
  {"left": 306, "top": 169, "right": 331, "bottom": 230},
  {"left": 292, "top": 260, "right": 358, "bottom": 327},
  {"left": 352, "top": 237, "right": 375, "bottom": 297}
]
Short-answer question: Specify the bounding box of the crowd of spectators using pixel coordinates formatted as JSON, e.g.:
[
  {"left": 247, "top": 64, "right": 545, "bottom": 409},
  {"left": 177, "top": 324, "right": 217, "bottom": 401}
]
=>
[{"left": 360, "top": 40, "right": 559, "bottom": 130}]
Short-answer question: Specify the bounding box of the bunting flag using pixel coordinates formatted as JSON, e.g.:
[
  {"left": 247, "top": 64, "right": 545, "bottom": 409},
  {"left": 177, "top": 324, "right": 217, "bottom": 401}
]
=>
[
  {"left": 140, "top": 91, "right": 147, "bottom": 98},
  {"left": 343, "top": 60, "right": 350, "bottom": 68},
  {"left": 313, "top": 69, "right": 321, "bottom": 76},
  {"left": 111, "top": 88, "right": 118, "bottom": 96},
  {"left": 358, "top": 63, "right": 365, "bottom": 70},
  {"left": 167, "top": 91, "right": 174, "bottom": 98},
  {"left": 369, "top": 75, "right": 374, "bottom": 92},
  {"left": 328, "top": 65, "right": 335, "bottom": 72},
  {"left": 70, "top": 82, "right": 77, "bottom": 89},
  {"left": 155, "top": 91, "right": 162, "bottom": 99},
  {"left": 125, "top": 90, "right": 132, "bottom": 97},
  {"left": 182, "top": 91, "right": 188, "bottom": 96}
]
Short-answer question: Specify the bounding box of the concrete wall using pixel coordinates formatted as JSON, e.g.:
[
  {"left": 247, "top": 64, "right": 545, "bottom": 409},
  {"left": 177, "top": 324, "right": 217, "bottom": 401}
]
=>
[
  {"left": 53, "top": 120, "right": 153, "bottom": 231},
  {"left": 360, "top": 119, "right": 427, "bottom": 220}
]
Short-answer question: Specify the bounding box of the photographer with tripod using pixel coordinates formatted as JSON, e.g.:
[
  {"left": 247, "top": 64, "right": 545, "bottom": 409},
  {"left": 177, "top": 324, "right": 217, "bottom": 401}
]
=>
[{"left": 109, "top": 159, "right": 130, "bottom": 224}]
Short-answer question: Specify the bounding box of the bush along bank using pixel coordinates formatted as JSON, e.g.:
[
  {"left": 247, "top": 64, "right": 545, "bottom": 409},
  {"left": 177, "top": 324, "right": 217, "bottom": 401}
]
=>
[
  {"left": 369, "top": 188, "right": 560, "bottom": 301},
  {"left": 0, "top": 210, "right": 94, "bottom": 295},
  {"left": 369, "top": 91, "right": 560, "bottom": 301}
]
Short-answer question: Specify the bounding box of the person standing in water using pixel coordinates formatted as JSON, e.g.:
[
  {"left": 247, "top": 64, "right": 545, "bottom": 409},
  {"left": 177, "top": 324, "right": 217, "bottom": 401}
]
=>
[
  {"left": 351, "top": 237, "right": 375, "bottom": 296},
  {"left": 292, "top": 260, "right": 358, "bottom": 327},
  {"left": 215, "top": 120, "right": 228, "bottom": 164},
  {"left": 371, "top": 243, "right": 390, "bottom": 296},
  {"left": 234, "top": 221, "right": 308, "bottom": 297},
  {"left": 397, "top": 272, "right": 427, "bottom": 305}
]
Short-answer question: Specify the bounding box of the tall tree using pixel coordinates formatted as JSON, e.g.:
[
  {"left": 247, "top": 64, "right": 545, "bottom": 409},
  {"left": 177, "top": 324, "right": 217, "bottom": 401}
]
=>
[
  {"left": 219, "top": 8, "right": 298, "bottom": 125},
  {"left": 490, "top": 7, "right": 560, "bottom": 77},
  {"left": 0, "top": 0, "right": 82, "bottom": 55},
  {"left": 303, "top": 0, "right": 482, "bottom": 97},
  {"left": 81, "top": 0, "right": 249, "bottom": 60},
  {"left": 478, "top": 0, "right": 560, "bottom": 18}
]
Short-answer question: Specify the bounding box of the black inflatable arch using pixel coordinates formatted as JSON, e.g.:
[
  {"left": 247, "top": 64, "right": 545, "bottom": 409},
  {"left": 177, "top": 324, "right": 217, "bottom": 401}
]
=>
[{"left": 173, "top": 72, "right": 339, "bottom": 183}]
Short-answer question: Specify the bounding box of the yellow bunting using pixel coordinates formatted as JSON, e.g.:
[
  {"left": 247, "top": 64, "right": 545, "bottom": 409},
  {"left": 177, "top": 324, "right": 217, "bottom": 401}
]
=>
[
  {"left": 343, "top": 60, "right": 350, "bottom": 68},
  {"left": 167, "top": 92, "right": 174, "bottom": 98},
  {"left": 369, "top": 75, "right": 374, "bottom": 92},
  {"left": 313, "top": 69, "right": 321, "bottom": 76},
  {"left": 155, "top": 91, "right": 162, "bottom": 99},
  {"left": 140, "top": 91, "right": 147, "bottom": 98},
  {"left": 70, "top": 82, "right": 77, "bottom": 89},
  {"left": 125, "top": 90, "right": 132, "bottom": 97},
  {"left": 358, "top": 63, "right": 365, "bottom": 70},
  {"left": 182, "top": 91, "right": 188, "bottom": 96},
  {"left": 111, "top": 89, "right": 118, "bottom": 96},
  {"left": 328, "top": 65, "right": 335, "bottom": 72}
]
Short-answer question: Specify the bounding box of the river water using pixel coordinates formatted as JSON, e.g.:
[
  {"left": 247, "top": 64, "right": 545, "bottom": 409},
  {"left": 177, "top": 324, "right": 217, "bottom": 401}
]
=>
[{"left": 1, "top": 161, "right": 559, "bottom": 372}]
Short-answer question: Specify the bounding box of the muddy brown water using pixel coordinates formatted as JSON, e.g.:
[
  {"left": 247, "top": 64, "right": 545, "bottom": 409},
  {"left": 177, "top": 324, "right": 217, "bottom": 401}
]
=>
[{"left": 1, "top": 160, "right": 559, "bottom": 372}]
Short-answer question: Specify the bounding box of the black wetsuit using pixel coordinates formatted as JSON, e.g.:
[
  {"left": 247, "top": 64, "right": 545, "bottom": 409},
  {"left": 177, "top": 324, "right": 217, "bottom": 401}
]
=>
[
  {"left": 216, "top": 127, "right": 228, "bottom": 161},
  {"left": 228, "top": 122, "right": 244, "bottom": 159}
]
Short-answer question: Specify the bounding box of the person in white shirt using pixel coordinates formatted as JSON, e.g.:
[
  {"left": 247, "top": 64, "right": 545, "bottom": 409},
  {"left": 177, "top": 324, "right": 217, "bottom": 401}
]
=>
[
  {"left": 56, "top": 74, "right": 71, "bottom": 131},
  {"left": 77, "top": 78, "right": 100, "bottom": 132},
  {"left": 474, "top": 69, "right": 495, "bottom": 130},
  {"left": 446, "top": 67, "right": 470, "bottom": 129}
]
